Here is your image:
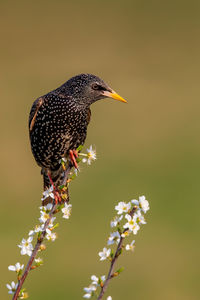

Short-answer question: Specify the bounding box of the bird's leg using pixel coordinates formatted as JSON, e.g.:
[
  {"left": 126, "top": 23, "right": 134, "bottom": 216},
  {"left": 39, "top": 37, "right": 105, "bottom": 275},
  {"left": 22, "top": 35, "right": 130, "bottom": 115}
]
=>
[
  {"left": 47, "top": 171, "right": 62, "bottom": 204},
  {"left": 73, "top": 149, "right": 78, "bottom": 158},
  {"left": 47, "top": 171, "right": 56, "bottom": 189},
  {"left": 69, "top": 149, "right": 79, "bottom": 169}
]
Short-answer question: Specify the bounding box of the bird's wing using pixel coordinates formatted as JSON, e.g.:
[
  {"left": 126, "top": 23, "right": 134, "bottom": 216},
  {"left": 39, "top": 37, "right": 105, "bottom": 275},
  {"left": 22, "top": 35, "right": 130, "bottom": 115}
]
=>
[
  {"left": 29, "top": 97, "right": 44, "bottom": 132},
  {"left": 87, "top": 108, "right": 91, "bottom": 124}
]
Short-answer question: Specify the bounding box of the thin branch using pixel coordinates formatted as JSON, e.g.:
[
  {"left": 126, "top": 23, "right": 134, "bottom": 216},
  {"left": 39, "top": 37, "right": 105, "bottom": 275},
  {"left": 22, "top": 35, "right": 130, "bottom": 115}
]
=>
[
  {"left": 12, "top": 166, "right": 72, "bottom": 300},
  {"left": 97, "top": 236, "right": 124, "bottom": 300},
  {"left": 12, "top": 206, "right": 56, "bottom": 300},
  {"left": 97, "top": 206, "right": 137, "bottom": 300}
]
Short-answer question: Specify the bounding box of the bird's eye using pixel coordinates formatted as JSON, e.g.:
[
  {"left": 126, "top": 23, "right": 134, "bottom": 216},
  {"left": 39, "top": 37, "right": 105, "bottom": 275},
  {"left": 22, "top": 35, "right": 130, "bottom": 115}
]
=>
[{"left": 92, "top": 83, "right": 99, "bottom": 90}]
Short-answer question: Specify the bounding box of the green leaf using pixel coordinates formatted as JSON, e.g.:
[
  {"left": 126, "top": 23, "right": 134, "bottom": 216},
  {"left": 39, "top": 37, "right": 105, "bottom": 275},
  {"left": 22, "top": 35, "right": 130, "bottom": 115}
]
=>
[
  {"left": 110, "top": 249, "right": 114, "bottom": 258},
  {"left": 52, "top": 223, "right": 59, "bottom": 229},
  {"left": 116, "top": 267, "right": 124, "bottom": 274},
  {"left": 76, "top": 145, "right": 83, "bottom": 152},
  {"left": 76, "top": 157, "right": 82, "bottom": 163},
  {"left": 59, "top": 185, "right": 65, "bottom": 190}
]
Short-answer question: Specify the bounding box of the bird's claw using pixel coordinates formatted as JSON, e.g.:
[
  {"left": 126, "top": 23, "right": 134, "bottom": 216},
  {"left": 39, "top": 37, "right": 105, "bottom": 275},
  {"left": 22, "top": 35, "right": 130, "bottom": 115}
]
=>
[
  {"left": 54, "top": 190, "right": 62, "bottom": 204},
  {"left": 47, "top": 171, "right": 62, "bottom": 204},
  {"left": 69, "top": 149, "right": 79, "bottom": 169}
]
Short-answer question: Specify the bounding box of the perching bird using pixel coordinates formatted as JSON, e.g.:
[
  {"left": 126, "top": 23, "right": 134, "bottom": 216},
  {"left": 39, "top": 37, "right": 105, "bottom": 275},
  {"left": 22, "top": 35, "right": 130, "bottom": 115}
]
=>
[{"left": 29, "top": 73, "right": 126, "bottom": 192}]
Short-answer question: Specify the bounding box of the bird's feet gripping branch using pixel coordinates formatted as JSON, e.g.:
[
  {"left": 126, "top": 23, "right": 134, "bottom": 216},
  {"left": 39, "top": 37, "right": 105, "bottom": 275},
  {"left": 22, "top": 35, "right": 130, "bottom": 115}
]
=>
[
  {"left": 47, "top": 171, "right": 62, "bottom": 204},
  {"left": 69, "top": 149, "right": 79, "bottom": 169}
]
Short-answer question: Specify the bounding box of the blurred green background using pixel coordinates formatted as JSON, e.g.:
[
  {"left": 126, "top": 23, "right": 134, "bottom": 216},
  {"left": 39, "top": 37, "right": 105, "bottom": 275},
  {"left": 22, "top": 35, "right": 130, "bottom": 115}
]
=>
[{"left": 1, "top": 0, "right": 200, "bottom": 299}]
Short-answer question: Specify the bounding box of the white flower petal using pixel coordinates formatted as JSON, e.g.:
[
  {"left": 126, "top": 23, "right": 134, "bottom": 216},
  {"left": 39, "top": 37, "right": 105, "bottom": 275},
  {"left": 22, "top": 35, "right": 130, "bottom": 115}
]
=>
[
  {"left": 99, "top": 247, "right": 111, "bottom": 261},
  {"left": 20, "top": 248, "right": 27, "bottom": 255},
  {"left": 83, "top": 293, "right": 91, "bottom": 299},
  {"left": 139, "top": 196, "right": 150, "bottom": 213},
  {"left": 115, "top": 201, "right": 131, "bottom": 214},
  {"left": 91, "top": 275, "right": 98, "bottom": 283},
  {"left": 28, "top": 230, "right": 35, "bottom": 236},
  {"left": 62, "top": 203, "right": 72, "bottom": 219},
  {"left": 11, "top": 281, "right": 17, "bottom": 289},
  {"left": 27, "top": 236, "right": 33, "bottom": 243},
  {"left": 6, "top": 284, "right": 11, "bottom": 290},
  {"left": 8, "top": 265, "right": 16, "bottom": 271},
  {"left": 110, "top": 215, "right": 123, "bottom": 227},
  {"left": 131, "top": 199, "right": 139, "bottom": 206}
]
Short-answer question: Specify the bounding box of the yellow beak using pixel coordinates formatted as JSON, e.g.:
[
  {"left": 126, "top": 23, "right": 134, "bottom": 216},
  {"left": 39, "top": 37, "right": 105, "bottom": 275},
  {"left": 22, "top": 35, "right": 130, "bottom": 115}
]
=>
[{"left": 102, "top": 90, "right": 127, "bottom": 103}]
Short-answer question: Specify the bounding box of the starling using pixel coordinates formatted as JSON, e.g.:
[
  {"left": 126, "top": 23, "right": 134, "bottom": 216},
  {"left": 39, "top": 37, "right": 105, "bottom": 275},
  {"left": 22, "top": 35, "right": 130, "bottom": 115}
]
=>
[{"left": 29, "top": 73, "right": 126, "bottom": 192}]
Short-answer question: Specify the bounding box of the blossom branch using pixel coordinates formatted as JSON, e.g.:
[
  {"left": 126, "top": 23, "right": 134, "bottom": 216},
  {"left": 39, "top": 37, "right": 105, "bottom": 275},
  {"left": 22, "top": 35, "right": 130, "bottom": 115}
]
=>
[
  {"left": 97, "top": 237, "right": 123, "bottom": 300},
  {"left": 83, "top": 196, "right": 150, "bottom": 299},
  {"left": 8, "top": 146, "right": 97, "bottom": 299},
  {"left": 12, "top": 205, "right": 56, "bottom": 300},
  {"left": 12, "top": 165, "right": 72, "bottom": 300},
  {"left": 97, "top": 207, "right": 137, "bottom": 300}
]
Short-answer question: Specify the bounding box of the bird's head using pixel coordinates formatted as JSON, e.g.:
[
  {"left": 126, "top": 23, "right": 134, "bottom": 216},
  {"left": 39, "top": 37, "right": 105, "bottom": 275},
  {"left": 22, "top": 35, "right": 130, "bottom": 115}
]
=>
[{"left": 61, "top": 74, "right": 127, "bottom": 106}]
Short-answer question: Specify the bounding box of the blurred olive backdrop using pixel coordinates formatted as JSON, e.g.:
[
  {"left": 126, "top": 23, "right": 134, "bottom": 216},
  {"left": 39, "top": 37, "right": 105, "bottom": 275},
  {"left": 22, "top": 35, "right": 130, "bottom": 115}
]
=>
[{"left": 1, "top": 0, "right": 200, "bottom": 299}]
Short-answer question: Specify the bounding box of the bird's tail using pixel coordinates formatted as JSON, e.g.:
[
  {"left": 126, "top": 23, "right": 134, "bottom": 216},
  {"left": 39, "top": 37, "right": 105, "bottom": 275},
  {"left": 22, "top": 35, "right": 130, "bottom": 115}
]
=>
[{"left": 41, "top": 165, "right": 70, "bottom": 205}]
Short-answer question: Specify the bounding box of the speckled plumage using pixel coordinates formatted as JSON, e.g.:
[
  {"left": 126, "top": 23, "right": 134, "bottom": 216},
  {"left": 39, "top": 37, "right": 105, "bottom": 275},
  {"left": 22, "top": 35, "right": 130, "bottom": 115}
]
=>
[
  {"left": 29, "top": 73, "right": 117, "bottom": 189},
  {"left": 29, "top": 93, "right": 90, "bottom": 170}
]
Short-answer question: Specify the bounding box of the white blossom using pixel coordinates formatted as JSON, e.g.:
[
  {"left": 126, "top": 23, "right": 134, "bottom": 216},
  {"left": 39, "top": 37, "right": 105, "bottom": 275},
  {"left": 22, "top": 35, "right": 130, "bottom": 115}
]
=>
[
  {"left": 44, "top": 203, "right": 53, "bottom": 212},
  {"left": 134, "top": 210, "right": 146, "bottom": 225},
  {"left": 35, "top": 257, "right": 43, "bottom": 264},
  {"left": 83, "top": 294, "right": 91, "bottom": 298},
  {"left": 99, "top": 247, "right": 111, "bottom": 261},
  {"left": 139, "top": 196, "right": 149, "bottom": 213},
  {"left": 61, "top": 203, "right": 72, "bottom": 219},
  {"left": 100, "top": 275, "right": 106, "bottom": 282},
  {"left": 18, "top": 237, "right": 33, "bottom": 256},
  {"left": 131, "top": 196, "right": 149, "bottom": 213},
  {"left": 82, "top": 145, "right": 96, "bottom": 165},
  {"left": 46, "top": 229, "right": 57, "bottom": 242},
  {"left": 123, "top": 214, "right": 140, "bottom": 235},
  {"left": 110, "top": 215, "right": 123, "bottom": 227},
  {"left": 91, "top": 275, "right": 106, "bottom": 285},
  {"left": 91, "top": 275, "right": 99, "bottom": 284},
  {"left": 39, "top": 211, "right": 50, "bottom": 223},
  {"left": 48, "top": 217, "right": 56, "bottom": 228},
  {"left": 8, "top": 262, "right": 24, "bottom": 273},
  {"left": 83, "top": 273, "right": 106, "bottom": 298},
  {"left": 125, "top": 240, "right": 135, "bottom": 251},
  {"left": 83, "top": 284, "right": 97, "bottom": 298},
  {"left": 107, "top": 231, "right": 120, "bottom": 245},
  {"left": 115, "top": 201, "right": 131, "bottom": 214},
  {"left": 39, "top": 203, "right": 53, "bottom": 212},
  {"left": 29, "top": 224, "right": 44, "bottom": 236},
  {"left": 41, "top": 185, "right": 54, "bottom": 201},
  {"left": 121, "top": 230, "right": 131, "bottom": 238},
  {"left": 6, "top": 281, "right": 18, "bottom": 294},
  {"left": 83, "top": 293, "right": 91, "bottom": 298},
  {"left": 84, "top": 286, "right": 96, "bottom": 292},
  {"left": 107, "top": 297, "right": 112, "bottom": 300},
  {"left": 39, "top": 208, "right": 56, "bottom": 226}
]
